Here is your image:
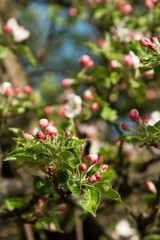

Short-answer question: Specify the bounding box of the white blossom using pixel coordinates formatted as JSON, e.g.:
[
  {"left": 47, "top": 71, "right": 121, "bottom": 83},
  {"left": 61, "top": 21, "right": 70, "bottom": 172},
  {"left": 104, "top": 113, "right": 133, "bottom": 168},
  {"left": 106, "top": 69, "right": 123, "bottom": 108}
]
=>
[
  {"left": 129, "top": 51, "right": 140, "bottom": 69},
  {"left": 148, "top": 111, "right": 160, "bottom": 125},
  {"left": 111, "top": 24, "right": 142, "bottom": 42},
  {"left": 64, "top": 93, "right": 82, "bottom": 118},
  {"left": 115, "top": 219, "right": 136, "bottom": 237},
  {"left": 0, "top": 81, "right": 12, "bottom": 93},
  {"left": 6, "top": 18, "right": 30, "bottom": 42}
]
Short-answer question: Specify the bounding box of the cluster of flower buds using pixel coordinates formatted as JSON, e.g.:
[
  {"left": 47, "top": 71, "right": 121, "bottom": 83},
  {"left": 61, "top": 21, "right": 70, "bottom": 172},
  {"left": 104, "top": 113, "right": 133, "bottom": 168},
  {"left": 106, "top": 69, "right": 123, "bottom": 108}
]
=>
[
  {"left": 144, "top": 0, "right": 158, "bottom": 9},
  {"left": 36, "top": 118, "right": 59, "bottom": 140},
  {"left": 0, "top": 82, "right": 33, "bottom": 97},
  {"left": 117, "top": 1, "right": 132, "bottom": 15},
  {"left": 139, "top": 36, "right": 159, "bottom": 52},
  {"left": 3, "top": 18, "right": 30, "bottom": 43},
  {"left": 79, "top": 55, "right": 94, "bottom": 69},
  {"left": 79, "top": 153, "right": 109, "bottom": 184},
  {"left": 83, "top": 89, "right": 100, "bottom": 112},
  {"left": 34, "top": 198, "right": 45, "bottom": 217},
  {"left": 121, "top": 108, "right": 149, "bottom": 131}
]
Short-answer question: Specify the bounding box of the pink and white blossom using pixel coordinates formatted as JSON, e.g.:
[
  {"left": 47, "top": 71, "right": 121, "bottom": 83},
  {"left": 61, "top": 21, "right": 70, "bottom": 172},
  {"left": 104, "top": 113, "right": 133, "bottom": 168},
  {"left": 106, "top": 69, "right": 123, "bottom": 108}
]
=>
[{"left": 64, "top": 93, "right": 82, "bottom": 118}]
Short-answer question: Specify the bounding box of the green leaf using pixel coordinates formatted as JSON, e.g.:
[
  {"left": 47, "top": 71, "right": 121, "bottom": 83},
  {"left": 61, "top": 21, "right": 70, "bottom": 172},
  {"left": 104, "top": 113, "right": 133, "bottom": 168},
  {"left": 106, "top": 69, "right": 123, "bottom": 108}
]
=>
[
  {"left": 0, "top": 45, "right": 8, "bottom": 59},
  {"left": 67, "top": 180, "right": 81, "bottom": 195},
  {"left": 155, "top": 120, "right": 160, "bottom": 129},
  {"left": 143, "top": 235, "right": 160, "bottom": 240},
  {"left": 8, "top": 128, "right": 24, "bottom": 137},
  {"left": 4, "top": 147, "right": 27, "bottom": 161},
  {"left": 129, "top": 79, "right": 140, "bottom": 89},
  {"left": 101, "top": 106, "right": 117, "bottom": 122},
  {"left": 82, "top": 187, "right": 100, "bottom": 217},
  {"left": 93, "top": 8, "right": 106, "bottom": 19},
  {"left": 154, "top": 65, "right": 160, "bottom": 76},
  {"left": 101, "top": 168, "right": 115, "bottom": 180},
  {"left": 125, "top": 135, "right": 142, "bottom": 143},
  {"left": 5, "top": 198, "right": 26, "bottom": 211},
  {"left": 33, "top": 176, "right": 46, "bottom": 195},
  {"left": 96, "top": 181, "right": 111, "bottom": 193},
  {"left": 17, "top": 45, "right": 37, "bottom": 67},
  {"left": 61, "top": 150, "right": 80, "bottom": 167},
  {"left": 103, "top": 187, "right": 121, "bottom": 202},
  {"left": 147, "top": 125, "right": 158, "bottom": 133}
]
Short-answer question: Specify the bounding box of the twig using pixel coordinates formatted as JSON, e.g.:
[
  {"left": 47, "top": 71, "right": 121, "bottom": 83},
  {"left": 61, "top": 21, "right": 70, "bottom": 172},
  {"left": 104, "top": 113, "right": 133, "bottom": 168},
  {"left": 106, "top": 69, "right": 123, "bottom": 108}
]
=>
[
  {"left": 75, "top": 207, "right": 84, "bottom": 240},
  {"left": 29, "top": 67, "right": 73, "bottom": 76},
  {"left": 23, "top": 224, "right": 35, "bottom": 240}
]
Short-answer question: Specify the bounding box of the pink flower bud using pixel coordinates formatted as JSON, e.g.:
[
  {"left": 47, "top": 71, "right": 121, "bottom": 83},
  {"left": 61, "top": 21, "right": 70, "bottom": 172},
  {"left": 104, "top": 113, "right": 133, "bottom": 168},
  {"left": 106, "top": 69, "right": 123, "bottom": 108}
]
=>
[
  {"left": 139, "top": 37, "right": 151, "bottom": 47},
  {"left": 57, "top": 106, "right": 66, "bottom": 120},
  {"left": 91, "top": 102, "right": 100, "bottom": 111},
  {"left": 79, "top": 163, "right": 87, "bottom": 171},
  {"left": 64, "top": 130, "right": 71, "bottom": 137},
  {"left": 39, "top": 118, "right": 49, "bottom": 129},
  {"left": 79, "top": 55, "right": 94, "bottom": 68},
  {"left": 68, "top": 7, "right": 77, "bottom": 17},
  {"left": 119, "top": 4, "right": 132, "bottom": 15},
  {"left": 23, "top": 133, "right": 33, "bottom": 140},
  {"left": 86, "top": 153, "right": 98, "bottom": 164},
  {"left": 34, "top": 208, "right": 43, "bottom": 217},
  {"left": 61, "top": 78, "right": 73, "bottom": 88},
  {"left": 36, "top": 131, "right": 46, "bottom": 140},
  {"left": 145, "top": 180, "right": 157, "bottom": 194},
  {"left": 150, "top": 36, "right": 157, "bottom": 42},
  {"left": 109, "top": 60, "right": 119, "bottom": 69},
  {"left": 3, "top": 24, "right": 12, "bottom": 33},
  {"left": 48, "top": 120, "right": 55, "bottom": 126},
  {"left": 152, "top": 0, "right": 158, "bottom": 5},
  {"left": 148, "top": 43, "right": 158, "bottom": 51},
  {"left": 95, "top": 173, "right": 101, "bottom": 180},
  {"left": 49, "top": 222, "right": 56, "bottom": 232},
  {"left": 44, "top": 106, "right": 52, "bottom": 115},
  {"left": 5, "top": 88, "right": 14, "bottom": 97},
  {"left": 59, "top": 203, "right": 68, "bottom": 212},
  {"left": 38, "top": 198, "right": 45, "bottom": 207},
  {"left": 142, "top": 115, "right": 150, "bottom": 123},
  {"left": 97, "top": 38, "right": 105, "bottom": 48},
  {"left": 79, "top": 55, "right": 90, "bottom": 64},
  {"left": 83, "top": 89, "right": 93, "bottom": 101},
  {"left": 97, "top": 155, "right": 103, "bottom": 164},
  {"left": 143, "top": 70, "right": 154, "bottom": 79},
  {"left": 45, "top": 125, "right": 58, "bottom": 136},
  {"left": 128, "top": 109, "right": 140, "bottom": 121},
  {"left": 124, "top": 55, "right": 134, "bottom": 67},
  {"left": 101, "top": 164, "right": 109, "bottom": 172},
  {"left": 23, "top": 85, "right": 33, "bottom": 94},
  {"left": 89, "top": 175, "right": 97, "bottom": 183},
  {"left": 14, "top": 88, "right": 21, "bottom": 94},
  {"left": 121, "top": 122, "right": 130, "bottom": 131},
  {"left": 144, "top": 0, "right": 154, "bottom": 8},
  {"left": 86, "top": 59, "right": 94, "bottom": 68}
]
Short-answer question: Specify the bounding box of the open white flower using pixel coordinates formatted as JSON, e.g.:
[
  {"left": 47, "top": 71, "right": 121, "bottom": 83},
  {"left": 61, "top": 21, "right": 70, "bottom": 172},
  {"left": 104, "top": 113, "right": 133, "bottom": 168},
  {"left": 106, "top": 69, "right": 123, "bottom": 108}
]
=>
[
  {"left": 6, "top": 18, "right": 30, "bottom": 42},
  {"left": 0, "top": 81, "right": 12, "bottom": 94},
  {"left": 116, "top": 219, "right": 136, "bottom": 237},
  {"left": 148, "top": 111, "right": 160, "bottom": 125},
  {"left": 64, "top": 93, "right": 82, "bottom": 118}
]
